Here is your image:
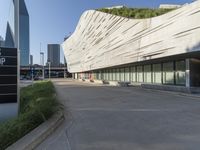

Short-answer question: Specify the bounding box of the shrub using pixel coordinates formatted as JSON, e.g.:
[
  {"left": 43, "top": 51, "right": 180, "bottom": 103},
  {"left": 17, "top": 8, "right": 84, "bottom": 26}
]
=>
[
  {"left": 97, "top": 7, "right": 175, "bottom": 19},
  {"left": 0, "top": 81, "right": 61, "bottom": 150}
]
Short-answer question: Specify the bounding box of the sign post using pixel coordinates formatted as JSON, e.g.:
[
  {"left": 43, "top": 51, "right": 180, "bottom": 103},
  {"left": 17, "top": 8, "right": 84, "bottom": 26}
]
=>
[{"left": 0, "top": 47, "right": 18, "bottom": 121}]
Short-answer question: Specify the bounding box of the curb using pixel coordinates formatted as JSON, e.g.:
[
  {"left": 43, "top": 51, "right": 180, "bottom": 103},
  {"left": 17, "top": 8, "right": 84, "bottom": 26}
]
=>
[
  {"left": 140, "top": 86, "right": 200, "bottom": 99},
  {"left": 6, "top": 111, "right": 64, "bottom": 150},
  {"left": 178, "top": 93, "right": 200, "bottom": 99}
]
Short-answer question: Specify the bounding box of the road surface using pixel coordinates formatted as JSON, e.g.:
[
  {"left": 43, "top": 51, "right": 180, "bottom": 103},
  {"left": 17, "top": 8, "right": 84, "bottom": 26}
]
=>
[{"left": 36, "top": 79, "right": 200, "bottom": 150}]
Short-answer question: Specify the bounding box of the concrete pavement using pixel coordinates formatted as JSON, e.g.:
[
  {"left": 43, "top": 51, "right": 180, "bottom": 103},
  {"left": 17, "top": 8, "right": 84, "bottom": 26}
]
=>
[{"left": 36, "top": 79, "right": 200, "bottom": 150}]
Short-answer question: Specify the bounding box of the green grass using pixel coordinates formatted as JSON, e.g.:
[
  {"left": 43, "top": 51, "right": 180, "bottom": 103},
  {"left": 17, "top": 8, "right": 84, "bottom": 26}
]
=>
[
  {"left": 0, "top": 81, "right": 61, "bottom": 150},
  {"left": 97, "top": 7, "right": 175, "bottom": 19}
]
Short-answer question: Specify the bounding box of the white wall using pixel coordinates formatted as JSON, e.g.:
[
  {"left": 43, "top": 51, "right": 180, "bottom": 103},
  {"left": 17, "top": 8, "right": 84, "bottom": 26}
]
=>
[{"left": 63, "top": 0, "right": 200, "bottom": 73}]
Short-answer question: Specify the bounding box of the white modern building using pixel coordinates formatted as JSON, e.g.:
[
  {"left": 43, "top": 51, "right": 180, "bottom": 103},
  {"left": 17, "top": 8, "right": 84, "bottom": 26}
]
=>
[{"left": 62, "top": 0, "right": 200, "bottom": 89}]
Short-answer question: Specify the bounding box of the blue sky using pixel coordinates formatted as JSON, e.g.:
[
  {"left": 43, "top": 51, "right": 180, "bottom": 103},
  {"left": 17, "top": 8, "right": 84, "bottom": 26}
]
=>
[{"left": 0, "top": 0, "right": 193, "bottom": 64}]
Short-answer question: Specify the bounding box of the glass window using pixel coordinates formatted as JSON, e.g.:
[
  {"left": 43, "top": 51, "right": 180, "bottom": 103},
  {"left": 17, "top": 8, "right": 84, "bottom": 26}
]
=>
[
  {"left": 107, "top": 69, "right": 110, "bottom": 80},
  {"left": 144, "top": 65, "right": 152, "bottom": 83},
  {"left": 176, "top": 60, "right": 186, "bottom": 85},
  {"left": 109, "top": 69, "right": 113, "bottom": 81},
  {"left": 103, "top": 70, "right": 106, "bottom": 80},
  {"left": 130, "top": 67, "right": 136, "bottom": 82},
  {"left": 102, "top": 70, "right": 105, "bottom": 80},
  {"left": 153, "top": 64, "right": 162, "bottom": 84},
  {"left": 78, "top": 73, "right": 81, "bottom": 79},
  {"left": 84, "top": 73, "right": 87, "bottom": 79},
  {"left": 116, "top": 68, "right": 120, "bottom": 81},
  {"left": 99, "top": 70, "right": 103, "bottom": 80},
  {"left": 113, "top": 69, "right": 116, "bottom": 81},
  {"left": 137, "top": 66, "right": 143, "bottom": 82},
  {"left": 96, "top": 71, "right": 100, "bottom": 80},
  {"left": 92, "top": 72, "right": 96, "bottom": 80},
  {"left": 163, "top": 62, "right": 174, "bottom": 85},
  {"left": 87, "top": 72, "right": 90, "bottom": 79},
  {"left": 120, "top": 68, "right": 125, "bottom": 81},
  {"left": 125, "top": 67, "right": 130, "bottom": 82},
  {"left": 106, "top": 69, "right": 109, "bottom": 80}
]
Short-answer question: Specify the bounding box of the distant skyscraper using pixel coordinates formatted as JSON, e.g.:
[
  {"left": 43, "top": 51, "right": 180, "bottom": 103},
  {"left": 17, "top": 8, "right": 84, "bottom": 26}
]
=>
[
  {"left": 5, "top": 23, "right": 15, "bottom": 47},
  {"left": 19, "top": 0, "right": 30, "bottom": 66},
  {"left": 4, "top": 0, "right": 30, "bottom": 66},
  {"left": 30, "top": 55, "right": 33, "bottom": 65},
  {"left": 47, "top": 44, "right": 60, "bottom": 67}
]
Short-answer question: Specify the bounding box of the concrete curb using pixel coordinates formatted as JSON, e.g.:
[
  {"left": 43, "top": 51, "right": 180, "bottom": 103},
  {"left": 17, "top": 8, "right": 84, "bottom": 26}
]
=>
[
  {"left": 178, "top": 93, "right": 200, "bottom": 99},
  {"left": 139, "top": 86, "right": 200, "bottom": 99},
  {"left": 6, "top": 111, "right": 64, "bottom": 150}
]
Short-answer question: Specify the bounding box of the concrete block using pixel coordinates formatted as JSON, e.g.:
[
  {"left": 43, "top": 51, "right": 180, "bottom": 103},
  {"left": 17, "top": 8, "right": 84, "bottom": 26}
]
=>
[{"left": 93, "top": 80, "right": 104, "bottom": 84}]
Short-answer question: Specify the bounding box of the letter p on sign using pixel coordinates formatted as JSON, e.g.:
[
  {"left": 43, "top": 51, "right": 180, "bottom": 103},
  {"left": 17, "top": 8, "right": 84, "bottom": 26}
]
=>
[{"left": 0, "top": 58, "right": 6, "bottom": 65}]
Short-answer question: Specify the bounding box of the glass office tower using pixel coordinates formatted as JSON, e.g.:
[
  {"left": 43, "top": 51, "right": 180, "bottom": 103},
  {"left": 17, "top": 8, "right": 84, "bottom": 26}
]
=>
[
  {"left": 47, "top": 44, "right": 60, "bottom": 67},
  {"left": 5, "top": 0, "right": 30, "bottom": 66}
]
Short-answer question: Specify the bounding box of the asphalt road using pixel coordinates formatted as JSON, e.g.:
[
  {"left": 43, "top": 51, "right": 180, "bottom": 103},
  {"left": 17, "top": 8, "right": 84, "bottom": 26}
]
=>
[{"left": 36, "top": 79, "right": 200, "bottom": 150}]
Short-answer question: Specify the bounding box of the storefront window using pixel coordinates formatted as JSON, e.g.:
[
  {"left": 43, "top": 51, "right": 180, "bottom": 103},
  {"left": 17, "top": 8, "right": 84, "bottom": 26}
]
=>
[
  {"left": 107, "top": 69, "right": 110, "bottom": 80},
  {"left": 175, "top": 60, "right": 186, "bottom": 85},
  {"left": 130, "top": 67, "right": 136, "bottom": 82},
  {"left": 120, "top": 68, "right": 125, "bottom": 81},
  {"left": 109, "top": 69, "right": 113, "bottom": 81},
  {"left": 163, "top": 62, "right": 174, "bottom": 84},
  {"left": 137, "top": 66, "right": 143, "bottom": 82},
  {"left": 102, "top": 70, "right": 105, "bottom": 80},
  {"left": 116, "top": 68, "right": 120, "bottom": 81},
  {"left": 125, "top": 67, "right": 130, "bottom": 82},
  {"left": 144, "top": 65, "right": 152, "bottom": 83},
  {"left": 153, "top": 64, "right": 162, "bottom": 84},
  {"left": 106, "top": 69, "right": 109, "bottom": 80}
]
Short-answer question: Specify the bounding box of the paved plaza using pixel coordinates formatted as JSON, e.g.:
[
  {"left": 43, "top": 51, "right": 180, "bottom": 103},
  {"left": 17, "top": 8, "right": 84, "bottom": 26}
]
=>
[{"left": 36, "top": 79, "right": 200, "bottom": 150}]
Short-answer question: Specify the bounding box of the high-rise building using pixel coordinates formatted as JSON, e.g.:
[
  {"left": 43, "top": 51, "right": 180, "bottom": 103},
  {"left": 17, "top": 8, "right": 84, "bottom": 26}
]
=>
[
  {"left": 4, "top": 0, "right": 30, "bottom": 66},
  {"left": 47, "top": 44, "right": 60, "bottom": 67},
  {"left": 5, "top": 23, "right": 14, "bottom": 47},
  {"left": 30, "top": 55, "right": 33, "bottom": 66}
]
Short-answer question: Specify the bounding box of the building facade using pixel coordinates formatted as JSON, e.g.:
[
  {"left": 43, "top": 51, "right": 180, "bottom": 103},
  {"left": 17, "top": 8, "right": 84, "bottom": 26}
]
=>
[
  {"left": 4, "top": 0, "right": 30, "bottom": 66},
  {"left": 62, "top": 0, "right": 200, "bottom": 88},
  {"left": 47, "top": 44, "right": 60, "bottom": 67}
]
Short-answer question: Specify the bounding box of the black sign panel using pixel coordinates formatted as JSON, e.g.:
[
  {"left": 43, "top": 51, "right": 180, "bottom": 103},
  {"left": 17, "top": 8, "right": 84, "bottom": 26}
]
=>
[
  {"left": 0, "top": 47, "right": 17, "bottom": 103},
  {"left": 0, "top": 48, "right": 17, "bottom": 56},
  {"left": 0, "top": 57, "right": 17, "bottom": 66}
]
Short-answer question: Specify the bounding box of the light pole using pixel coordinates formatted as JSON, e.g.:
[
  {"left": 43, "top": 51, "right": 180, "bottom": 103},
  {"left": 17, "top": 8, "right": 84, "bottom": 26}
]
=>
[
  {"left": 15, "top": 0, "right": 20, "bottom": 115},
  {"left": 40, "top": 43, "right": 45, "bottom": 79},
  {"left": 48, "top": 61, "right": 51, "bottom": 80},
  {"left": 40, "top": 52, "right": 44, "bottom": 79}
]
